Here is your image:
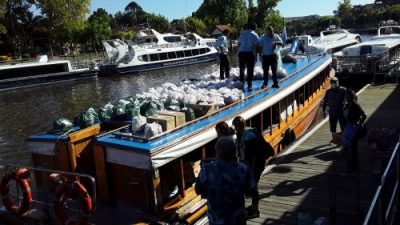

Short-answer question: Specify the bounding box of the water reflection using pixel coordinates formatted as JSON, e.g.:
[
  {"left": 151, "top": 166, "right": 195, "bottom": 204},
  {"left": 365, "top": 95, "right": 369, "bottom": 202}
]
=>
[{"left": 0, "top": 62, "right": 218, "bottom": 166}]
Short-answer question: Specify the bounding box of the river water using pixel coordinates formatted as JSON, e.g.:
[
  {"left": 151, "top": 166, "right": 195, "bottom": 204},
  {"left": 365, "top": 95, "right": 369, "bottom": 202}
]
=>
[{"left": 0, "top": 62, "right": 219, "bottom": 167}]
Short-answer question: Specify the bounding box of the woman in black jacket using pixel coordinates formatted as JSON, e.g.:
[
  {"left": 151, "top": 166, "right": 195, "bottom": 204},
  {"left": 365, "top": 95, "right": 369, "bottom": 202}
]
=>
[{"left": 344, "top": 89, "right": 367, "bottom": 171}]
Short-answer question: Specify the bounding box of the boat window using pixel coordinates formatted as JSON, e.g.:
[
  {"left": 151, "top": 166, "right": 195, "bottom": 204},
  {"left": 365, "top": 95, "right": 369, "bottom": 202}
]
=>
[
  {"left": 150, "top": 54, "right": 159, "bottom": 61},
  {"left": 159, "top": 53, "right": 168, "bottom": 60},
  {"left": 192, "top": 49, "right": 200, "bottom": 56},
  {"left": 168, "top": 52, "right": 177, "bottom": 59},
  {"left": 142, "top": 55, "right": 149, "bottom": 62},
  {"left": 199, "top": 48, "right": 206, "bottom": 54},
  {"left": 177, "top": 51, "right": 184, "bottom": 58},
  {"left": 163, "top": 36, "right": 182, "bottom": 43},
  {"left": 184, "top": 50, "right": 192, "bottom": 57}
]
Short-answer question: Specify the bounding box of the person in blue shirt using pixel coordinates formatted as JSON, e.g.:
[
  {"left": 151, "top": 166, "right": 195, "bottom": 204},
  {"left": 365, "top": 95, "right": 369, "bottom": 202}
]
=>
[
  {"left": 238, "top": 23, "right": 259, "bottom": 90},
  {"left": 195, "top": 137, "right": 260, "bottom": 225},
  {"left": 258, "top": 26, "right": 283, "bottom": 88},
  {"left": 215, "top": 29, "right": 230, "bottom": 80}
]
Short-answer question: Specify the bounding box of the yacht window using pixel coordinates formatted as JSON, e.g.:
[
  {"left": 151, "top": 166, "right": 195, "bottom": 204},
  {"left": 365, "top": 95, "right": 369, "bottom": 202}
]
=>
[
  {"left": 192, "top": 49, "right": 200, "bottom": 56},
  {"left": 199, "top": 48, "right": 206, "bottom": 54},
  {"left": 184, "top": 50, "right": 192, "bottom": 57},
  {"left": 150, "top": 54, "right": 159, "bottom": 61},
  {"left": 177, "top": 51, "right": 184, "bottom": 58},
  {"left": 142, "top": 55, "right": 149, "bottom": 62},
  {"left": 168, "top": 52, "right": 177, "bottom": 59},
  {"left": 159, "top": 53, "right": 168, "bottom": 60}
]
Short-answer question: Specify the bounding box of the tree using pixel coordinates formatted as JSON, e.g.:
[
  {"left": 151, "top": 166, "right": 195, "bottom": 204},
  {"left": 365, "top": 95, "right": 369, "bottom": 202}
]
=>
[
  {"left": 118, "top": 31, "right": 134, "bottom": 41},
  {"left": 256, "top": 0, "right": 281, "bottom": 29},
  {"left": 147, "top": 13, "right": 170, "bottom": 32},
  {"left": 0, "top": 1, "right": 6, "bottom": 34},
  {"left": 316, "top": 16, "right": 341, "bottom": 30},
  {"left": 382, "top": 5, "right": 400, "bottom": 22},
  {"left": 124, "top": 1, "right": 146, "bottom": 27},
  {"left": 195, "top": 0, "right": 247, "bottom": 30},
  {"left": 335, "top": 0, "right": 353, "bottom": 28},
  {"left": 35, "top": 0, "right": 90, "bottom": 55},
  {"left": 262, "top": 10, "right": 284, "bottom": 33},
  {"left": 87, "top": 8, "right": 112, "bottom": 50},
  {"left": 185, "top": 17, "right": 207, "bottom": 35}
]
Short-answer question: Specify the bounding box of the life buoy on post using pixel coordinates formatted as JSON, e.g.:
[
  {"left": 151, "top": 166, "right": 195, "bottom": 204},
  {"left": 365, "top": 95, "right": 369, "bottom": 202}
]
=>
[
  {"left": 0, "top": 168, "right": 32, "bottom": 215},
  {"left": 50, "top": 173, "right": 93, "bottom": 225}
]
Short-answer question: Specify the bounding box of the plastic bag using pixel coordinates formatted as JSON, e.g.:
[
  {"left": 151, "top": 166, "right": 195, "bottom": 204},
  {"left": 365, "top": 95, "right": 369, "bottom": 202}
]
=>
[
  {"left": 74, "top": 107, "right": 99, "bottom": 128},
  {"left": 131, "top": 116, "right": 146, "bottom": 132},
  {"left": 140, "top": 101, "right": 160, "bottom": 117},
  {"left": 144, "top": 123, "right": 163, "bottom": 138},
  {"left": 125, "top": 101, "right": 141, "bottom": 120},
  {"left": 52, "top": 117, "right": 73, "bottom": 133},
  {"left": 112, "top": 99, "right": 130, "bottom": 120},
  {"left": 99, "top": 102, "right": 114, "bottom": 122},
  {"left": 181, "top": 107, "right": 195, "bottom": 122}
]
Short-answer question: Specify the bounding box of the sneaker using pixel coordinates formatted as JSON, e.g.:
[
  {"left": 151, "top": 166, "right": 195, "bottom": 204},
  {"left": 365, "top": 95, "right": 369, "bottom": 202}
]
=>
[
  {"left": 247, "top": 84, "right": 252, "bottom": 91},
  {"left": 246, "top": 206, "right": 260, "bottom": 219},
  {"left": 261, "top": 84, "right": 268, "bottom": 89},
  {"left": 272, "top": 84, "right": 280, "bottom": 88}
]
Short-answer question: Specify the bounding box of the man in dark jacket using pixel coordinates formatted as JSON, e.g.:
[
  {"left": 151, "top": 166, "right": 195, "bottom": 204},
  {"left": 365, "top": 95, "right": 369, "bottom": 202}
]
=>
[{"left": 322, "top": 77, "right": 347, "bottom": 143}]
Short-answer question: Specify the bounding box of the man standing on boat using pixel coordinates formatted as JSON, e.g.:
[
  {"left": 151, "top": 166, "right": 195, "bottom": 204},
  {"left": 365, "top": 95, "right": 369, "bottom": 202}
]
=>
[
  {"left": 195, "top": 137, "right": 260, "bottom": 224},
  {"left": 216, "top": 29, "right": 231, "bottom": 80},
  {"left": 258, "top": 26, "right": 283, "bottom": 88},
  {"left": 322, "top": 77, "right": 347, "bottom": 143},
  {"left": 238, "top": 23, "right": 259, "bottom": 90}
]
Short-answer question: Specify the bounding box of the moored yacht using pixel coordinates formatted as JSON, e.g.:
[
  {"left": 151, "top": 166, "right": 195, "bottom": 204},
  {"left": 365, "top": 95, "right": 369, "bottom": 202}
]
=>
[
  {"left": 336, "top": 26, "right": 400, "bottom": 75},
  {"left": 100, "top": 29, "right": 218, "bottom": 75}
]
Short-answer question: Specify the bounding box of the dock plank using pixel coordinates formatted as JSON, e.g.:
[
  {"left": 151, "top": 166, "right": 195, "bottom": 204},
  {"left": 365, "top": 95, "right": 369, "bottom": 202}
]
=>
[{"left": 246, "top": 84, "right": 400, "bottom": 225}]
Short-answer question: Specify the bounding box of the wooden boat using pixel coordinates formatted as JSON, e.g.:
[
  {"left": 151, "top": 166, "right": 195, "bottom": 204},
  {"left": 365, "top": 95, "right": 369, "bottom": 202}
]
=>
[{"left": 0, "top": 53, "right": 333, "bottom": 225}]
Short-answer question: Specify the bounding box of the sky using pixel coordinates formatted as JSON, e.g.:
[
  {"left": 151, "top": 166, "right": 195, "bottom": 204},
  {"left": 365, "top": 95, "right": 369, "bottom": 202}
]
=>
[{"left": 90, "top": 0, "right": 376, "bottom": 21}]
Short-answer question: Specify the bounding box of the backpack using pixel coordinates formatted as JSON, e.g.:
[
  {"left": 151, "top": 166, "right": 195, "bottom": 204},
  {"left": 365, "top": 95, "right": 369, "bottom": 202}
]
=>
[{"left": 243, "top": 128, "right": 275, "bottom": 159}]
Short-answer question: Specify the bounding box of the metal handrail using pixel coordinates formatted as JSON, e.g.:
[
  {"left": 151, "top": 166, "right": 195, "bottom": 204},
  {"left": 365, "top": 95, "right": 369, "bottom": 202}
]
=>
[
  {"left": 363, "top": 138, "right": 400, "bottom": 225},
  {"left": 2, "top": 164, "right": 97, "bottom": 212}
]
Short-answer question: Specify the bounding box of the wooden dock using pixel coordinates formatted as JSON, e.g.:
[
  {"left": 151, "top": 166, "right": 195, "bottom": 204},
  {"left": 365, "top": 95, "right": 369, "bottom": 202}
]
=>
[{"left": 247, "top": 84, "right": 400, "bottom": 225}]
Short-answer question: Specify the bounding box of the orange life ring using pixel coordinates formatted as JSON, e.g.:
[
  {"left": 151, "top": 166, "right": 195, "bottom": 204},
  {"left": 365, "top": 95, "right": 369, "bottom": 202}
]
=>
[
  {"left": 52, "top": 175, "right": 93, "bottom": 225},
  {"left": 0, "top": 168, "right": 32, "bottom": 215}
]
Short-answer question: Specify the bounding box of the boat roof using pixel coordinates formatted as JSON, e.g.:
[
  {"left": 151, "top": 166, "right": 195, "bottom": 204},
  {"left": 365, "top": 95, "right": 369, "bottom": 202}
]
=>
[
  {"left": 93, "top": 54, "right": 331, "bottom": 152},
  {"left": 0, "top": 60, "right": 71, "bottom": 69}
]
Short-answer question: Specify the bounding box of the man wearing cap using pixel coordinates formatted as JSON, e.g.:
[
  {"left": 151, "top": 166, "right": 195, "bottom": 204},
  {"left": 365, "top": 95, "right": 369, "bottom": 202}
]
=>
[
  {"left": 322, "top": 77, "right": 347, "bottom": 143},
  {"left": 195, "top": 137, "right": 260, "bottom": 224}
]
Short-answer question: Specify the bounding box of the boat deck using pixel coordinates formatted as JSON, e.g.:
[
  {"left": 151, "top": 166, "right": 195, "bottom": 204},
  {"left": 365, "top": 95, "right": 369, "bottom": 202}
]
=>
[{"left": 247, "top": 84, "right": 400, "bottom": 225}]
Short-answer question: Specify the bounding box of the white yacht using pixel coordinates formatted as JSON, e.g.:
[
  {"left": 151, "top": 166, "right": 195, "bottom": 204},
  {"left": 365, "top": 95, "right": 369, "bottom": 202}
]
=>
[
  {"left": 0, "top": 55, "right": 97, "bottom": 90},
  {"left": 337, "top": 26, "right": 400, "bottom": 75},
  {"left": 100, "top": 29, "right": 218, "bottom": 75},
  {"left": 282, "top": 29, "right": 361, "bottom": 55},
  {"left": 342, "top": 26, "right": 400, "bottom": 57}
]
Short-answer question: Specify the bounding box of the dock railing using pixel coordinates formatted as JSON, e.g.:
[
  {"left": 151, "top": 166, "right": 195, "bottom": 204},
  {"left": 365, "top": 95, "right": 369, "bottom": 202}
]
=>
[{"left": 363, "top": 138, "right": 400, "bottom": 225}]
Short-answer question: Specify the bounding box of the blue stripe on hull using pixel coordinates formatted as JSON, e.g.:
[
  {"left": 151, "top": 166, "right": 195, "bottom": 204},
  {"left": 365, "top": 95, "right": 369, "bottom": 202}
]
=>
[{"left": 100, "top": 54, "right": 218, "bottom": 75}]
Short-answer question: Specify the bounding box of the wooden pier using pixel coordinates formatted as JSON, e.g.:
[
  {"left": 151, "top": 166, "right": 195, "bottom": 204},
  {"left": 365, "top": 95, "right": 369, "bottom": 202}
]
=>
[{"left": 247, "top": 84, "right": 400, "bottom": 225}]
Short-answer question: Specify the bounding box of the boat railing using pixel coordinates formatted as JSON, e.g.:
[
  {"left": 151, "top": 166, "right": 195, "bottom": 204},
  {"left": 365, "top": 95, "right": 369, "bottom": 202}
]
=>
[
  {"left": 0, "top": 164, "right": 97, "bottom": 212},
  {"left": 135, "top": 41, "right": 196, "bottom": 50},
  {"left": 335, "top": 47, "right": 400, "bottom": 76},
  {"left": 362, "top": 138, "right": 400, "bottom": 225},
  {"left": 373, "top": 48, "right": 400, "bottom": 83}
]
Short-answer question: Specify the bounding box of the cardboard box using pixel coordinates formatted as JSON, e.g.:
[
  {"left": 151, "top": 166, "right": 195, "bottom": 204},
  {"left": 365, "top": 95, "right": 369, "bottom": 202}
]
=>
[
  {"left": 147, "top": 114, "right": 176, "bottom": 132},
  {"left": 187, "top": 104, "right": 216, "bottom": 118},
  {"left": 159, "top": 110, "right": 186, "bottom": 127}
]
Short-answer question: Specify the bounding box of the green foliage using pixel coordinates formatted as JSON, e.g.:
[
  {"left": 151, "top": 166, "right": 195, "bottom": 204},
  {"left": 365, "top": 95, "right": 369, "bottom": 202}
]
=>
[
  {"left": 185, "top": 17, "right": 207, "bottom": 35},
  {"left": 0, "top": 1, "right": 6, "bottom": 34},
  {"left": 336, "top": 0, "right": 353, "bottom": 28},
  {"left": 382, "top": 5, "right": 400, "bottom": 22},
  {"left": 35, "top": 0, "right": 90, "bottom": 44},
  {"left": 263, "top": 10, "right": 284, "bottom": 32},
  {"left": 256, "top": 0, "right": 282, "bottom": 29},
  {"left": 316, "top": 16, "right": 341, "bottom": 29},
  {"left": 86, "top": 9, "right": 112, "bottom": 46},
  {"left": 195, "top": 0, "right": 248, "bottom": 30},
  {"left": 147, "top": 13, "right": 170, "bottom": 32},
  {"left": 118, "top": 31, "right": 135, "bottom": 41}
]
